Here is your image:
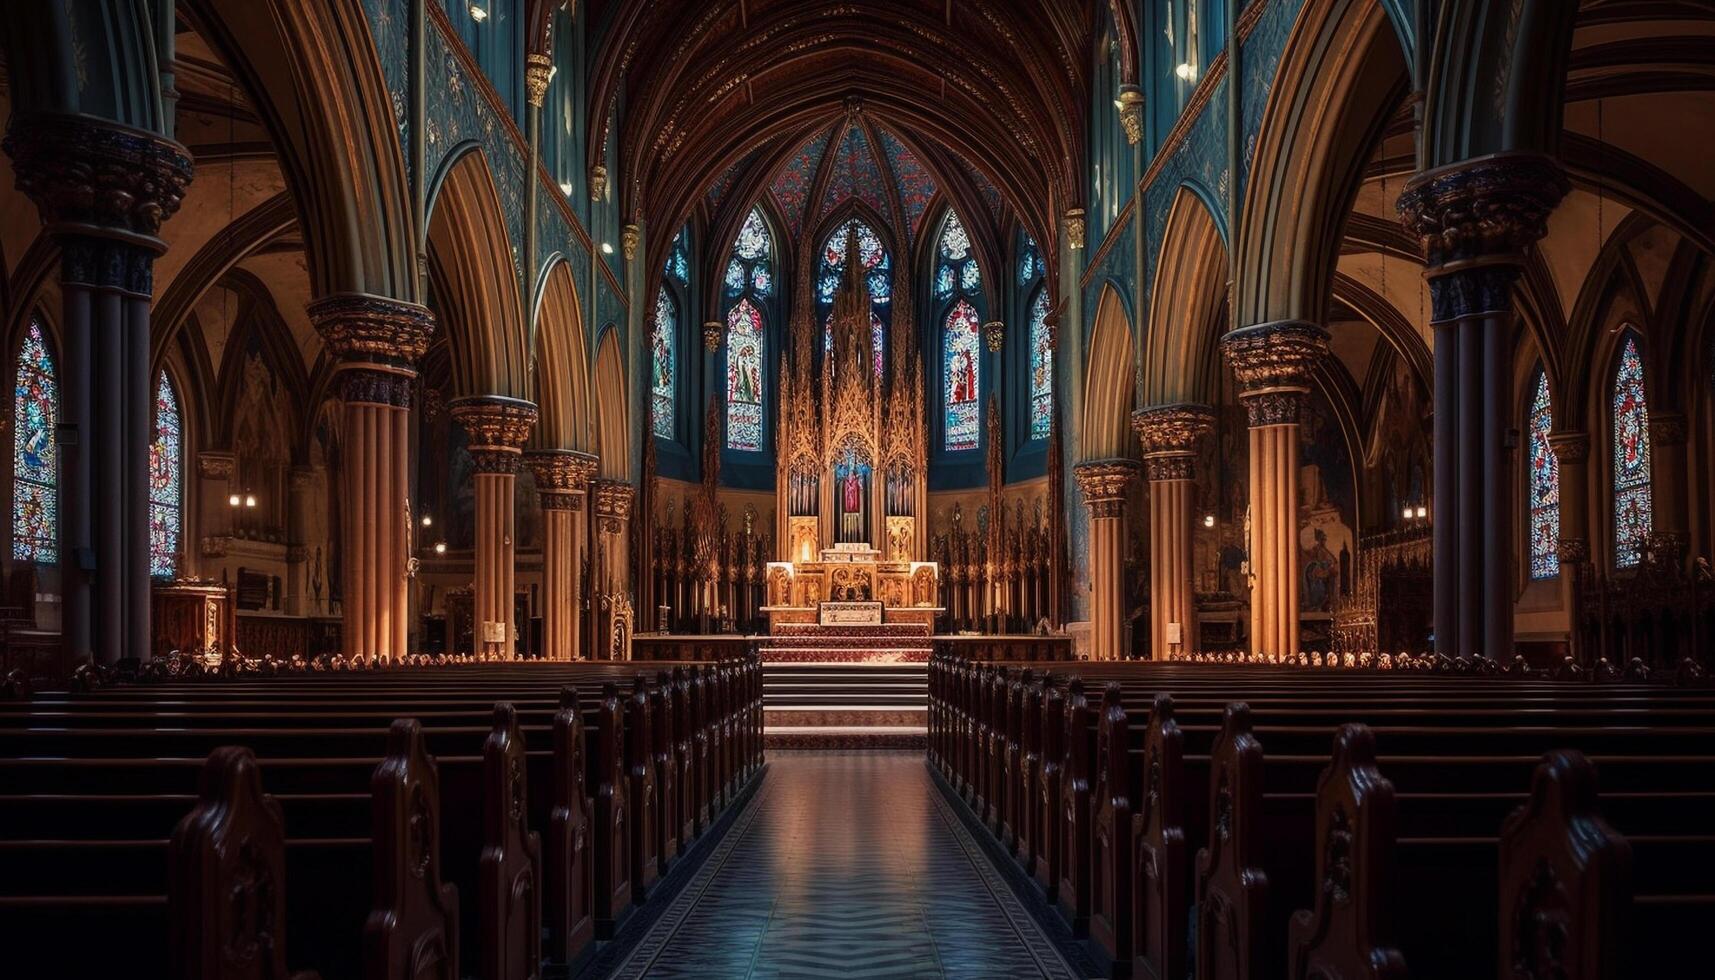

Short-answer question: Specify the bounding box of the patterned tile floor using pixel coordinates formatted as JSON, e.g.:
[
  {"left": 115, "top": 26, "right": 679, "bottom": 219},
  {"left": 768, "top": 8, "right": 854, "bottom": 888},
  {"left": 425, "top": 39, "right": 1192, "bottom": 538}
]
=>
[{"left": 608, "top": 751, "right": 1082, "bottom": 979}]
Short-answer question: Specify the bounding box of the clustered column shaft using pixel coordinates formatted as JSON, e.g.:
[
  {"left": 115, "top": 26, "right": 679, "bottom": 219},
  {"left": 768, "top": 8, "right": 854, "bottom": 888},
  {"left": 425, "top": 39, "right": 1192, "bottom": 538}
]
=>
[
  {"left": 528, "top": 449, "right": 599, "bottom": 659},
  {"left": 449, "top": 397, "right": 539, "bottom": 659},
  {"left": 1074, "top": 460, "right": 1139, "bottom": 660},
  {"left": 307, "top": 294, "right": 436, "bottom": 662},
  {"left": 1134, "top": 404, "right": 1215, "bottom": 660},
  {"left": 1220, "top": 321, "right": 1330, "bottom": 661}
]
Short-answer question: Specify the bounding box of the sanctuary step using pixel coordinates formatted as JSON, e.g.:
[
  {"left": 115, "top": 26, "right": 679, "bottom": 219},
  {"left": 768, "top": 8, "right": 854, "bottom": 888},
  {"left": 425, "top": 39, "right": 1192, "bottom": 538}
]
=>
[
  {"left": 759, "top": 622, "right": 934, "bottom": 663},
  {"left": 762, "top": 661, "right": 927, "bottom": 749}
]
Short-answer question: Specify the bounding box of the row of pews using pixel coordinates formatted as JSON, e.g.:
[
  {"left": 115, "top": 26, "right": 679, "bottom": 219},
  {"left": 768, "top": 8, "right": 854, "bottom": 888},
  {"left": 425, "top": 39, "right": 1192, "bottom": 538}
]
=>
[
  {"left": 927, "top": 656, "right": 1715, "bottom": 978},
  {"left": 0, "top": 657, "right": 765, "bottom": 979}
]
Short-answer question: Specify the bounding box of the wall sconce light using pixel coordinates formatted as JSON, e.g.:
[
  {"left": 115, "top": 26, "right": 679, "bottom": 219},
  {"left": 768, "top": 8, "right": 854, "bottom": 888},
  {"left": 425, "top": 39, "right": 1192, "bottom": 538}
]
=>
[
  {"left": 228, "top": 493, "right": 242, "bottom": 507},
  {"left": 468, "top": 4, "right": 488, "bottom": 23},
  {"left": 421, "top": 515, "right": 434, "bottom": 528},
  {"left": 434, "top": 542, "right": 447, "bottom": 555},
  {"left": 558, "top": 182, "right": 574, "bottom": 196},
  {"left": 1175, "top": 62, "right": 1198, "bottom": 82},
  {"left": 1203, "top": 514, "right": 1216, "bottom": 528},
  {"left": 244, "top": 494, "right": 257, "bottom": 508},
  {"left": 1415, "top": 505, "right": 1428, "bottom": 520},
  {"left": 1402, "top": 505, "right": 1413, "bottom": 521},
  {"left": 600, "top": 242, "right": 614, "bottom": 255}
]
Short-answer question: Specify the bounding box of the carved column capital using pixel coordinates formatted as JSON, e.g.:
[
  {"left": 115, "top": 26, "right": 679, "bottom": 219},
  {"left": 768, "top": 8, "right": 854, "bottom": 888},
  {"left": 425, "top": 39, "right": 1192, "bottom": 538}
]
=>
[
  {"left": 307, "top": 294, "right": 436, "bottom": 365},
  {"left": 1117, "top": 85, "right": 1145, "bottom": 145},
  {"left": 621, "top": 224, "right": 640, "bottom": 261},
  {"left": 524, "top": 53, "right": 553, "bottom": 108},
  {"left": 1397, "top": 153, "right": 1568, "bottom": 321},
  {"left": 983, "top": 320, "right": 1006, "bottom": 352},
  {"left": 197, "top": 451, "right": 236, "bottom": 481},
  {"left": 3, "top": 112, "right": 194, "bottom": 239},
  {"left": 1064, "top": 209, "right": 1086, "bottom": 250},
  {"left": 1547, "top": 432, "right": 1590, "bottom": 466},
  {"left": 1219, "top": 321, "right": 1328, "bottom": 427},
  {"left": 527, "top": 449, "right": 599, "bottom": 510},
  {"left": 589, "top": 165, "right": 608, "bottom": 202},
  {"left": 1074, "top": 459, "right": 1138, "bottom": 519},
  {"left": 592, "top": 479, "right": 635, "bottom": 534},
  {"left": 703, "top": 320, "right": 723, "bottom": 352},
  {"left": 448, "top": 396, "right": 538, "bottom": 475},
  {"left": 1132, "top": 403, "right": 1215, "bottom": 482},
  {"left": 1650, "top": 411, "right": 1689, "bottom": 448}
]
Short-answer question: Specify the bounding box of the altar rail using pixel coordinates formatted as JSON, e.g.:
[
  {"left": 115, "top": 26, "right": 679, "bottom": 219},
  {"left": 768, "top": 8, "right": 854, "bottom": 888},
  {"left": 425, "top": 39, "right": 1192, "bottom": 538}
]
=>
[
  {"left": 632, "top": 634, "right": 759, "bottom": 662},
  {"left": 932, "top": 634, "right": 1074, "bottom": 663}
]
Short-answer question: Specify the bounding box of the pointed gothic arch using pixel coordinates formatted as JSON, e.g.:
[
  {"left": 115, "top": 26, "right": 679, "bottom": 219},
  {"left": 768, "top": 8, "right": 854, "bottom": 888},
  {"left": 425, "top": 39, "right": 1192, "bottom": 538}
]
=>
[
  {"left": 532, "top": 258, "right": 591, "bottom": 452},
  {"left": 1081, "top": 284, "right": 1137, "bottom": 460},
  {"left": 592, "top": 326, "right": 630, "bottom": 480},
  {"left": 1141, "top": 186, "right": 1229, "bottom": 407},
  {"left": 426, "top": 147, "right": 530, "bottom": 400}
]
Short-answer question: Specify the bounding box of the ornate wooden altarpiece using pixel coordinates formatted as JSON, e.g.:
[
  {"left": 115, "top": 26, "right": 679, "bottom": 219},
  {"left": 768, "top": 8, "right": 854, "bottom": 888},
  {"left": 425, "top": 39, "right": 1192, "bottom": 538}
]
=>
[{"left": 765, "top": 225, "right": 940, "bottom": 631}]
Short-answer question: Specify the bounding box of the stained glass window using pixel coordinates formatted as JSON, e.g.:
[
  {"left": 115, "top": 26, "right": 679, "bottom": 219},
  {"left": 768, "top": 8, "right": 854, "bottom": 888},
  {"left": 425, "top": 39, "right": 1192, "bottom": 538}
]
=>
[
  {"left": 1029, "top": 288, "right": 1053, "bottom": 441},
  {"left": 943, "top": 300, "right": 982, "bottom": 452},
  {"left": 726, "top": 299, "right": 765, "bottom": 452},
  {"left": 1611, "top": 334, "right": 1653, "bottom": 568},
  {"left": 934, "top": 212, "right": 981, "bottom": 301},
  {"left": 1526, "top": 367, "right": 1559, "bottom": 580},
  {"left": 664, "top": 225, "right": 690, "bottom": 286},
  {"left": 651, "top": 287, "right": 676, "bottom": 439},
  {"left": 1017, "top": 234, "right": 1042, "bottom": 286},
  {"left": 150, "top": 372, "right": 183, "bottom": 578},
  {"left": 818, "top": 218, "right": 889, "bottom": 374},
  {"left": 725, "top": 207, "right": 772, "bottom": 300},
  {"left": 12, "top": 319, "right": 57, "bottom": 562}
]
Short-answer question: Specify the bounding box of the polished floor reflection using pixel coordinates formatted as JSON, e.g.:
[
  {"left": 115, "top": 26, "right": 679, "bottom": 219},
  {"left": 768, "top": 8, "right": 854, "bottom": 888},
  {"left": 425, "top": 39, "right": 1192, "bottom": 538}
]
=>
[{"left": 610, "top": 751, "right": 1080, "bottom": 979}]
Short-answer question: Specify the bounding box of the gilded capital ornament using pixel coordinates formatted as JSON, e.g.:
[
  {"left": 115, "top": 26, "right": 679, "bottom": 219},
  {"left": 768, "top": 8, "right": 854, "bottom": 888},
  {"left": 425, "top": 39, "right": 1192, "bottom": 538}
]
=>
[
  {"left": 1397, "top": 154, "right": 1568, "bottom": 321},
  {"left": 526, "top": 449, "right": 598, "bottom": 510},
  {"left": 3, "top": 112, "right": 194, "bottom": 237},
  {"left": 448, "top": 396, "right": 538, "bottom": 475},
  {"left": 703, "top": 320, "right": 723, "bottom": 352},
  {"left": 983, "top": 320, "right": 1006, "bottom": 352},
  {"left": 1074, "top": 459, "right": 1139, "bottom": 519},
  {"left": 621, "top": 224, "right": 640, "bottom": 261},
  {"left": 1116, "top": 85, "right": 1145, "bottom": 146},
  {"left": 592, "top": 479, "right": 634, "bottom": 534},
  {"left": 1132, "top": 403, "right": 1215, "bottom": 482},
  {"left": 1064, "top": 209, "right": 1087, "bottom": 250},
  {"left": 524, "top": 53, "right": 553, "bottom": 108},
  {"left": 1219, "top": 321, "right": 1328, "bottom": 426},
  {"left": 198, "top": 451, "right": 236, "bottom": 481},
  {"left": 589, "top": 165, "right": 609, "bottom": 202},
  {"left": 307, "top": 294, "right": 436, "bottom": 365}
]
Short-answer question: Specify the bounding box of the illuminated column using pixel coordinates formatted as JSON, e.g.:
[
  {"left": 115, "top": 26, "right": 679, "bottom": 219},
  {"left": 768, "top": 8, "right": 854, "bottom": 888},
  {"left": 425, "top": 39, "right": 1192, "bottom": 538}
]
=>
[
  {"left": 449, "top": 397, "right": 538, "bottom": 659},
  {"left": 307, "top": 296, "right": 434, "bottom": 662},
  {"left": 1220, "top": 322, "right": 1329, "bottom": 661},
  {"left": 1400, "top": 156, "right": 1567, "bottom": 658},
  {"left": 591, "top": 479, "right": 635, "bottom": 660},
  {"left": 1133, "top": 404, "right": 1215, "bottom": 659},
  {"left": 527, "top": 449, "right": 599, "bottom": 660},
  {"left": 5, "top": 114, "right": 193, "bottom": 664},
  {"left": 1074, "top": 459, "right": 1139, "bottom": 660}
]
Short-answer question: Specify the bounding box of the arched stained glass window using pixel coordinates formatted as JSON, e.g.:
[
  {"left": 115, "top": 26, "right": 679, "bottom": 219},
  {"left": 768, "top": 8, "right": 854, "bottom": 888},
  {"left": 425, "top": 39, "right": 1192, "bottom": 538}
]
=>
[
  {"left": 1526, "top": 367, "right": 1558, "bottom": 580},
  {"left": 1029, "top": 288, "right": 1053, "bottom": 441},
  {"left": 934, "top": 212, "right": 981, "bottom": 301},
  {"left": 650, "top": 287, "right": 676, "bottom": 439},
  {"left": 12, "top": 319, "right": 57, "bottom": 562},
  {"left": 817, "top": 217, "right": 889, "bottom": 374},
  {"left": 665, "top": 225, "right": 690, "bottom": 286},
  {"left": 1612, "top": 334, "right": 1653, "bottom": 568},
  {"left": 725, "top": 299, "right": 765, "bottom": 452},
  {"left": 943, "top": 300, "right": 982, "bottom": 452},
  {"left": 150, "top": 372, "right": 183, "bottom": 578},
  {"left": 725, "top": 207, "right": 772, "bottom": 300},
  {"left": 1017, "top": 234, "right": 1042, "bottom": 286}
]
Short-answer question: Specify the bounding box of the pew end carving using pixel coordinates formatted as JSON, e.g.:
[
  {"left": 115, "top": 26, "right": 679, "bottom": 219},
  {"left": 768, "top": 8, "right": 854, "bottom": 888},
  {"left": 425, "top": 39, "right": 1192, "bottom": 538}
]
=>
[
  {"left": 480, "top": 704, "right": 542, "bottom": 980},
  {"left": 366, "top": 719, "right": 460, "bottom": 980},
  {"left": 1195, "top": 702, "right": 1270, "bottom": 980},
  {"left": 547, "top": 690, "right": 594, "bottom": 966},
  {"left": 1133, "top": 693, "right": 1187, "bottom": 980}
]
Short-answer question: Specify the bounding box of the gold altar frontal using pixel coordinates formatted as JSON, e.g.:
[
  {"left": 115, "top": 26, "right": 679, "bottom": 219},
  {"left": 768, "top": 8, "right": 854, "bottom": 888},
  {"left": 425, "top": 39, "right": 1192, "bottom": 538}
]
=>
[{"left": 761, "top": 549, "right": 941, "bottom": 631}]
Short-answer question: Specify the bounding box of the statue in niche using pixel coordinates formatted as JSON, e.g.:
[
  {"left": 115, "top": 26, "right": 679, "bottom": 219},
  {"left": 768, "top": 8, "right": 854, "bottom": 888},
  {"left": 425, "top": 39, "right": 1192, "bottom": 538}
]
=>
[{"left": 836, "top": 449, "right": 868, "bottom": 543}]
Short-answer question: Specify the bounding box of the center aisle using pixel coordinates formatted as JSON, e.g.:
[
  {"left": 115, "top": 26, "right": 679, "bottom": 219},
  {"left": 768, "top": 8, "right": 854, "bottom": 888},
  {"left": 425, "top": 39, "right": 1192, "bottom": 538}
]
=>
[{"left": 607, "top": 752, "right": 1083, "bottom": 979}]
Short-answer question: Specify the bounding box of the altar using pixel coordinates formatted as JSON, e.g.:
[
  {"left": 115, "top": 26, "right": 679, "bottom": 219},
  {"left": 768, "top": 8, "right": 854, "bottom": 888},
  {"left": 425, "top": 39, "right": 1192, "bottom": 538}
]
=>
[{"left": 761, "top": 544, "right": 941, "bottom": 632}]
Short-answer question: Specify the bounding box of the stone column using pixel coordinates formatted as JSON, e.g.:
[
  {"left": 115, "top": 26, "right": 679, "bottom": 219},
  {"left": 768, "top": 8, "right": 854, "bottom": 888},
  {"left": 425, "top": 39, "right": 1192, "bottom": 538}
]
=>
[
  {"left": 449, "top": 397, "right": 538, "bottom": 659},
  {"left": 1400, "top": 155, "right": 1567, "bottom": 658},
  {"left": 283, "top": 465, "right": 314, "bottom": 616},
  {"left": 4, "top": 114, "right": 193, "bottom": 664},
  {"left": 1550, "top": 433, "right": 1591, "bottom": 662},
  {"left": 1074, "top": 459, "right": 1139, "bottom": 660},
  {"left": 527, "top": 449, "right": 599, "bottom": 660},
  {"left": 1220, "top": 321, "right": 1329, "bottom": 660},
  {"left": 591, "top": 479, "right": 635, "bottom": 660},
  {"left": 195, "top": 451, "right": 236, "bottom": 576},
  {"left": 306, "top": 295, "right": 435, "bottom": 662},
  {"left": 1649, "top": 412, "right": 1691, "bottom": 563},
  {"left": 1133, "top": 404, "right": 1215, "bottom": 659}
]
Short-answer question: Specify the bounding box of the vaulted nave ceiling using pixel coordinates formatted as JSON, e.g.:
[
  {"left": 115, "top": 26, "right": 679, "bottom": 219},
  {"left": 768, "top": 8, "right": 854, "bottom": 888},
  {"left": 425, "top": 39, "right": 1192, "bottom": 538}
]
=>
[{"left": 587, "top": 0, "right": 1099, "bottom": 269}]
